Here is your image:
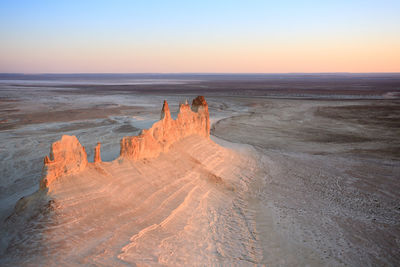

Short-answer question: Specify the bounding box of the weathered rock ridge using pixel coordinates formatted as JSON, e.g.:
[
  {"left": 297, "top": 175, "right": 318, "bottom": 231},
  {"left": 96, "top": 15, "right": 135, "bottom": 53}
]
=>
[
  {"left": 120, "top": 96, "right": 210, "bottom": 160},
  {"left": 39, "top": 96, "right": 210, "bottom": 190}
]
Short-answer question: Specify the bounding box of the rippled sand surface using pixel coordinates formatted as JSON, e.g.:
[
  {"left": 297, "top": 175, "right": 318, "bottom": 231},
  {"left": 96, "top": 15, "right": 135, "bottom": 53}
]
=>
[{"left": 2, "top": 136, "right": 263, "bottom": 265}]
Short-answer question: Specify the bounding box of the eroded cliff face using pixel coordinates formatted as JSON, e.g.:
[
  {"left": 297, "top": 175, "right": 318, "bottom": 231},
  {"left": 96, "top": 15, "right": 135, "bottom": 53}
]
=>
[
  {"left": 120, "top": 96, "right": 210, "bottom": 160},
  {"left": 39, "top": 96, "right": 210, "bottom": 189}
]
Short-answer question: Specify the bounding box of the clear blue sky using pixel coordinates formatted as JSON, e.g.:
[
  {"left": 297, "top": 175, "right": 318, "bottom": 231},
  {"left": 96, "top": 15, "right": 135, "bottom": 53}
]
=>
[{"left": 0, "top": 0, "right": 399, "bottom": 73}]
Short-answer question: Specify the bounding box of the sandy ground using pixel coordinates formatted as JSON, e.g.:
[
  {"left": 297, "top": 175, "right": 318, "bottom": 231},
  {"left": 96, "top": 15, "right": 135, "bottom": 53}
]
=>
[
  {"left": 0, "top": 76, "right": 399, "bottom": 266},
  {"left": 212, "top": 98, "right": 400, "bottom": 266}
]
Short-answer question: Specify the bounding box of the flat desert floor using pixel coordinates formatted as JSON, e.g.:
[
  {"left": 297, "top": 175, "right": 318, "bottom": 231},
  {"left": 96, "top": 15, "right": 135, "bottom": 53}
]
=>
[{"left": 0, "top": 74, "right": 399, "bottom": 266}]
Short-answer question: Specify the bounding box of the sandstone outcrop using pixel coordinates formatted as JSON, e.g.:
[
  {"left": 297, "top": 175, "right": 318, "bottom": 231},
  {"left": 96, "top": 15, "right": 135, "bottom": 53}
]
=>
[
  {"left": 120, "top": 96, "right": 210, "bottom": 160},
  {"left": 40, "top": 135, "right": 88, "bottom": 190},
  {"left": 39, "top": 96, "right": 210, "bottom": 189}
]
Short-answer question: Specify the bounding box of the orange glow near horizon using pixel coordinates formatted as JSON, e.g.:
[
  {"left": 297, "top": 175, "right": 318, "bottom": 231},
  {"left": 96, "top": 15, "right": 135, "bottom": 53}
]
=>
[
  {"left": 1, "top": 34, "right": 399, "bottom": 73},
  {"left": 1, "top": 1, "right": 399, "bottom": 73},
  {"left": 1, "top": 42, "right": 399, "bottom": 73}
]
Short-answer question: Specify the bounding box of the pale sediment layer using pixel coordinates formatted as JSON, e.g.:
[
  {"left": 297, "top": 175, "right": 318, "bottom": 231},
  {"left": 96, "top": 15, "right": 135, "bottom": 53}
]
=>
[{"left": 212, "top": 99, "right": 400, "bottom": 266}]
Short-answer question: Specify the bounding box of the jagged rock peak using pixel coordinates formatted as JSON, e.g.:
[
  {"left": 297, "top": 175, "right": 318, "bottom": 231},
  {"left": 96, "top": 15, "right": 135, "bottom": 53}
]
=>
[
  {"left": 161, "top": 100, "right": 171, "bottom": 120},
  {"left": 191, "top": 95, "right": 208, "bottom": 112},
  {"left": 94, "top": 142, "right": 101, "bottom": 163},
  {"left": 120, "top": 96, "right": 210, "bottom": 160}
]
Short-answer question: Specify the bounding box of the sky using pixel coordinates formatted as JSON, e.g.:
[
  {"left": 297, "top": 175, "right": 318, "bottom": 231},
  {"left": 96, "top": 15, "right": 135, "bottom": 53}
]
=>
[{"left": 0, "top": 0, "right": 399, "bottom": 73}]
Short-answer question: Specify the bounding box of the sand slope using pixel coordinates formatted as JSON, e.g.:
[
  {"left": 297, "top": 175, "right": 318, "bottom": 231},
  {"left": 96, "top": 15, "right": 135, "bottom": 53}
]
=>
[{"left": 1, "top": 135, "right": 261, "bottom": 266}]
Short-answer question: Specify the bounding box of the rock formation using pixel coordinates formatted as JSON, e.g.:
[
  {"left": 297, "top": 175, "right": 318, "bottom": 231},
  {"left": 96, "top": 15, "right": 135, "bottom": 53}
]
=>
[
  {"left": 40, "top": 135, "right": 88, "bottom": 190},
  {"left": 39, "top": 96, "right": 210, "bottom": 189},
  {"left": 94, "top": 142, "right": 101, "bottom": 163},
  {"left": 120, "top": 96, "right": 210, "bottom": 160}
]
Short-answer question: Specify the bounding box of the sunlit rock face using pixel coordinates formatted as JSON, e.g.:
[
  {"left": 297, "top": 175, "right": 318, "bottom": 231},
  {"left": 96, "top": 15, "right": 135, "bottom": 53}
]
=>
[
  {"left": 39, "top": 96, "right": 210, "bottom": 189},
  {"left": 119, "top": 96, "right": 210, "bottom": 160},
  {"left": 94, "top": 142, "right": 102, "bottom": 163},
  {"left": 40, "top": 135, "right": 88, "bottom": 190}
]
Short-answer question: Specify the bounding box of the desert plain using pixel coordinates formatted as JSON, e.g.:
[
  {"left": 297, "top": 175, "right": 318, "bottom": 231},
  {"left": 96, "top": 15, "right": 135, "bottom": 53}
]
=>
[{"left": 0, "top": 73, "right": 399, "bottom": 266}]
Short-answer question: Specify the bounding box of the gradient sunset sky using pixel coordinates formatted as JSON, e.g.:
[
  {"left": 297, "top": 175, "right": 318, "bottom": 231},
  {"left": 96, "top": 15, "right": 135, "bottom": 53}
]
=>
[{"left": 0, "top": 0, "right": 399, "bottom": 73}]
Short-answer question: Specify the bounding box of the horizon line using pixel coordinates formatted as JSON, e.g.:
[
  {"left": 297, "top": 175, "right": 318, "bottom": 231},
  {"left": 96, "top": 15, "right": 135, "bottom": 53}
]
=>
[{"left": 1, "top": 72, "right": 400, "bottom": 75}]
